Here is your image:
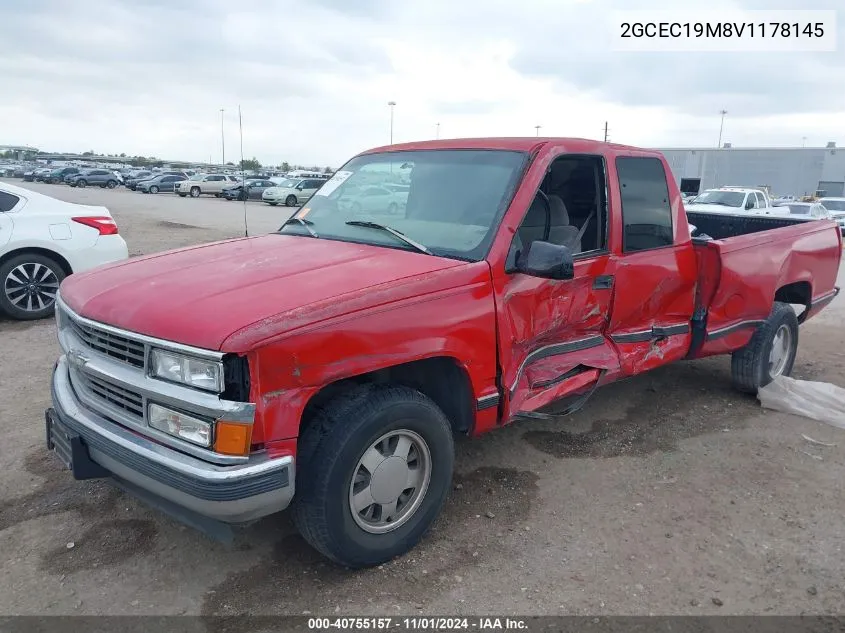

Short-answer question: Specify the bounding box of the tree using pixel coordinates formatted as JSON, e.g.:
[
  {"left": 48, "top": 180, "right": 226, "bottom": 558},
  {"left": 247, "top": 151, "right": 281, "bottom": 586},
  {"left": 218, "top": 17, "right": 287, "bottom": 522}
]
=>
[
  {"left": 309, "top": 165, "right": 321, "bottom": 172},
  {"left": 239, "top": 157, "right": 261, "bottom": 170},
  {"left": 323, "top": 166, "right": 333, "bottom": 173},
  {"left": 280, "top": 161, "right": 291, "bottom": 172},
  {"left": 119, "top": 153, "right": 126, "bottom": 158},
  {"left": 226, "top": 161, "right": 235, "bottom": 166},
  {"left": 82, "top": 150, "right": 95, "bottom": 156}
]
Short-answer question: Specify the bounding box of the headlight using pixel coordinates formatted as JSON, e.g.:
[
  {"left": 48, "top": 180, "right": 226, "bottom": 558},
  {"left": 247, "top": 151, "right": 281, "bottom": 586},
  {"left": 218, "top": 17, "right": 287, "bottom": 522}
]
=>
[
  {"left": 150, "top": 348, "right": 223, "bottom": 392},
  {"left": 148, "top": 403, "right": 212, "bottom": 447}
]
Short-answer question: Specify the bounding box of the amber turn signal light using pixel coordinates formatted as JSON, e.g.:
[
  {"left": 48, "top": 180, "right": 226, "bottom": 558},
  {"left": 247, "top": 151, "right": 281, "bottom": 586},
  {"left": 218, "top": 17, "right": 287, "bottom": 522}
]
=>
[{"left": 214, "top": 421, "right": 253, "bottom": 456}]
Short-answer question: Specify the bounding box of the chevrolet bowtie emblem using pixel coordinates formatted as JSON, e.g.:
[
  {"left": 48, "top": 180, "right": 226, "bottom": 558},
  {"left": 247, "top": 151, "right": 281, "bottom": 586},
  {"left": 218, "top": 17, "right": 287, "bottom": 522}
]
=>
[{"left": 66, "top": 349, "right": 90, "bottom": 367}]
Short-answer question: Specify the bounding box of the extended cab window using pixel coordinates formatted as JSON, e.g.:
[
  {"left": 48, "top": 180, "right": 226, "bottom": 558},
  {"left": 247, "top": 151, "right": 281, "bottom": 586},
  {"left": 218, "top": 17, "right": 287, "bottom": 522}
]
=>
[
  {"left": 0, "top": 191, "right": 20, "bottom": 212},
  {"left": 616, "top": 157, "right": 673, "bottom": 252}
]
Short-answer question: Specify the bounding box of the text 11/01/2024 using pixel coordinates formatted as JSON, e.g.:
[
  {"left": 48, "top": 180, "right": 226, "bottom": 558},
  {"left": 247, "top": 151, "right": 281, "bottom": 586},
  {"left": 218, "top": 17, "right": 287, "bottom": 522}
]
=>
[{"left": 610, "top": 10, "right": 837, "bottom": 52}]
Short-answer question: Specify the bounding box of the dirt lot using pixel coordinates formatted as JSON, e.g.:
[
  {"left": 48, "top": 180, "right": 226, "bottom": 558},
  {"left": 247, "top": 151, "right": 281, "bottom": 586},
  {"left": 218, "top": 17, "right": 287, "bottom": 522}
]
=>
[{"left": 2, "top": 180, "right": 845, "bottom": 617}]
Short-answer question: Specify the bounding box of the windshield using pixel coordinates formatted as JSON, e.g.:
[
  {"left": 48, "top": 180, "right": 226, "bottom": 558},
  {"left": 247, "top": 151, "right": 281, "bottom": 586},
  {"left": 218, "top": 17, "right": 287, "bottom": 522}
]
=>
[
  {"left": 189, "top": 174, "right": 204, "bottom": 181},
  {"left": 821, "top": 200, "right": 845, "bottom": 211},
  {"left": 277, "top": 149, "right": 526, "bottom": 260},
  {"left": 692, "top": 191, "right": 745, "bottom": 207},
  {"left": 273, "top": 179, "right": 299, "bottom": 188}
]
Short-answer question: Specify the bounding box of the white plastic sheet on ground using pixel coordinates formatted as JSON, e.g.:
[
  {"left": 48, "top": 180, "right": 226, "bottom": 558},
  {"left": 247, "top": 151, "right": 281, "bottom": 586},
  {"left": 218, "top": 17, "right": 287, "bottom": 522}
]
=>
[{"left": 758, "top": 375, "right": 845, "bottom": 429}]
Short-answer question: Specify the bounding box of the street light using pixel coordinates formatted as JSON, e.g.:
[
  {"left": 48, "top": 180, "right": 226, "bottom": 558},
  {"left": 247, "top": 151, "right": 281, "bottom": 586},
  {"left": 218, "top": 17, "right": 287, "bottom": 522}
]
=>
[
  {"left": 220, "top": 108, "right": 226, "bottom": 164},
  {"left": 534, "top": 125, "right": 541, "bottom": 137},
  {"left": 717, "top": 109, "right": 727, "bottom": 148},
  {"left": 388, "top": 101, "right": 396, "bottom": 145},
  {"left": 436, "top": 122, "right": 440, "bottom": 140}
]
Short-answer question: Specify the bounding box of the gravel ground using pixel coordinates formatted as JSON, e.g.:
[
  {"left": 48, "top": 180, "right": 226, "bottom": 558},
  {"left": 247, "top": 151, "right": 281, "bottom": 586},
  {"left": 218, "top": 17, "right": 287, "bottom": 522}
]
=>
[{"left": 2, "top": 180, "right": 845, "bottom": 617}]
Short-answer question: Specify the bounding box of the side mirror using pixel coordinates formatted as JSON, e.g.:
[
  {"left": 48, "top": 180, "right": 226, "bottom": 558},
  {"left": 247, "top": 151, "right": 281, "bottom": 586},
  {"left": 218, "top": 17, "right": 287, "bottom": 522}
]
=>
[{"left": 516, "top": 241, "right": 574, "bottom": 280}]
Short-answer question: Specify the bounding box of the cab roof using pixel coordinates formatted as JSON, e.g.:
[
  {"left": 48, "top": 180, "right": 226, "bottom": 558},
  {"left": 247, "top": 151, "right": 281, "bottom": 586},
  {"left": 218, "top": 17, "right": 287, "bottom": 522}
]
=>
[{"left": 359, "top": 137, "right": 660, "bottom": 157}]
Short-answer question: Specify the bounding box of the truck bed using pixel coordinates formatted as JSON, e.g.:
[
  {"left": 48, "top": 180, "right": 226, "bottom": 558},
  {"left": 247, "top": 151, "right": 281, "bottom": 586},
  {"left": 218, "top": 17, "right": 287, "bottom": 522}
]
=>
[{"left": 686, "top": 210, "right": 841, "bottom": 359}]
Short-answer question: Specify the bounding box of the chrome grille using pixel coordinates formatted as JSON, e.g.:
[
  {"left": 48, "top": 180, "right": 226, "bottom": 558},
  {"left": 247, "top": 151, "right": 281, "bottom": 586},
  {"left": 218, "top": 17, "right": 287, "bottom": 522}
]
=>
[
  {"left": 76, "top": 371, "right": 144, "bottom": 420},
  {"left": 65, "top": 313, "right": 146, "bottom": 368}
]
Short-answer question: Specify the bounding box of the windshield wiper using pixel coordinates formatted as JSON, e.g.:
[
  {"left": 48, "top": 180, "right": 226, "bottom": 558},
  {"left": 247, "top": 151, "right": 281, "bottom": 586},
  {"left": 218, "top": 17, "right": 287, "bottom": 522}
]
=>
[
  {"left": 281, "top": 216, "right": 319, "bottom": 238},
  {"left": 345, "top": 220, "right": 433, "bottom": 255}
]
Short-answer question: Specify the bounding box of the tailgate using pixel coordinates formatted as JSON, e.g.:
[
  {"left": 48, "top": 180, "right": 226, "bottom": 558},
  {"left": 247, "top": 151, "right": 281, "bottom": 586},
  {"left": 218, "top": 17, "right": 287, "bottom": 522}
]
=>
[{"left": 689, "top": 220, "right": 841, "bottom": 358}]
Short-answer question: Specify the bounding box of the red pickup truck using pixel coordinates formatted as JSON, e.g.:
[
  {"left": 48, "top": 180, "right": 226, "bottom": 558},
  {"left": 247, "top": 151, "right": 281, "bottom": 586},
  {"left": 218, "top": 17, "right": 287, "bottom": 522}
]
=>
[{"left": 46, "top": 138, "right": 841, "bottom": 568}]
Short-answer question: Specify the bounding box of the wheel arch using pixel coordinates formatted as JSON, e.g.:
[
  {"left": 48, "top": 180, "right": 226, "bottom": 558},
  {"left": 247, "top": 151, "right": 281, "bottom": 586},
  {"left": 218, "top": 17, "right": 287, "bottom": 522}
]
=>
[
  {"left": 0, "top": 246, "right": 73, "bottom": 275},
  {"left": 774, "top": 280, "right": 812, "bottom": 322},
  {"left": 298, "top": 356, "right": 476, "bottom": 445}
]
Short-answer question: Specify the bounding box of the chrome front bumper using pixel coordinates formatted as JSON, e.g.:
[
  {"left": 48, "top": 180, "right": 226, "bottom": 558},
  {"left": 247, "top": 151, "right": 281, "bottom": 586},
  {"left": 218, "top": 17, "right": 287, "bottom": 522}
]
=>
[{"left": 50, "top": 355, "right": 294, "bottom": 523}]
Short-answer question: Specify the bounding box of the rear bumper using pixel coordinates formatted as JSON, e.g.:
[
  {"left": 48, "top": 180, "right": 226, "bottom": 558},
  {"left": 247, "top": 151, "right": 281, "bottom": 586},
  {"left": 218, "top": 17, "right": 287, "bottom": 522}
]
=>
[
  {"left": 69, "top": 234, "right": 129, "bottom": 274},
  {"left": 49, "top": 356, "right": 294, "bottom": 523}
]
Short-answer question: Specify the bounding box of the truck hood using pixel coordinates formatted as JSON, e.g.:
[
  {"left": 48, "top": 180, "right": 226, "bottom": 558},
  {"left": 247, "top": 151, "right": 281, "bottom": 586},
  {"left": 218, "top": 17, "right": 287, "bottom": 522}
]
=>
[{"left": 59, "top": 235, "right": 466, "bottom": 351}]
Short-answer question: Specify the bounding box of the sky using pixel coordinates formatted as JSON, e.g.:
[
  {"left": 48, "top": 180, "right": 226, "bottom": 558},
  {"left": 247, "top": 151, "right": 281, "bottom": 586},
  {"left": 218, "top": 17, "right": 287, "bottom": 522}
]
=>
[{"left": 1, "top": 0, "right": 843, "bottom": 167}]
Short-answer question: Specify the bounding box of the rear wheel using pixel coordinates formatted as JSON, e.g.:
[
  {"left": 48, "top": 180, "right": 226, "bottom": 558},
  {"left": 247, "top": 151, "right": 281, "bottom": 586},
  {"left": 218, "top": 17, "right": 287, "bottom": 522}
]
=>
[
  {"left": 292, "top": 385, "right": 454, "bottom": 568},
  {"left": 190, "top": 187, "right": 201, "bottom": 198},
  {"left": 0, "top": 253, "right": 65, "bottom": 320},
  {"left": 285, "top": 195, "right": 298, "bottom": 207},
  {"left": 731, "top": 302, "right": 799, "bottom": 393},
  {"left": 106, "top": 180, "right": 117, "bottom": 189}
]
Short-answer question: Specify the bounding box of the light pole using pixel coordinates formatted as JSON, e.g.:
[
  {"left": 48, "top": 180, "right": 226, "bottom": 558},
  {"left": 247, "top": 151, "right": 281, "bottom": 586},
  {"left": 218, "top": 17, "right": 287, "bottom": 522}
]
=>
[
  {"left": 436, "top": 122, "right": 440, "bottom": 140},
  {"left": 717, "top": 109, "right": 727, "bottom": 148},
  {"left": 535, "top": 125, "right": 541, "bottom": 137},
  {"left": 220, "top": 108, "right": 226, "bottom": 164},
  {"left": 388, "top": 101, "right": 396, "bottom": 145},
  {"left": 802, "top": 136, "right": 807, "bottom": 148}
]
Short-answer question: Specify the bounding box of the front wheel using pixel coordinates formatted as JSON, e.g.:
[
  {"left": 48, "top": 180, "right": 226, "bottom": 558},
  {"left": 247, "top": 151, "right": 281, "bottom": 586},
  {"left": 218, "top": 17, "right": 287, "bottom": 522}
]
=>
[
  {"left": 76, "top": 180, "right": 87, "bottom": 188},
  {"left": 178, "top": 193, "right": 187, "bottom": 197},
  {"left": 285, "top": 195, "right": 298, "bottom": 207},
  {"left": 106, "top": 180, "right": 117, "bottom": 189},
  {"left": 190, "top": 187, "right": 201, "bottom": 198},
  {"left": 292, "top": 385, "right": 454, "bottom": 568},
  {"left": 731, "top": 301, "right": 799, "bottom": 393},
  {"left": 267, "top": 201, "right": 278, "bottom": 206},
  {"left": 149, "top": 185, "right": 159, "bottom": 194}
]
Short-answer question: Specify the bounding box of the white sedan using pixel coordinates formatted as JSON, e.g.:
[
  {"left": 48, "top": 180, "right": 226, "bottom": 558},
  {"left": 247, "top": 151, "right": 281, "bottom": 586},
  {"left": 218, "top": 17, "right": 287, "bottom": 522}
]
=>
[{"left": 0, "top": 182, "right": 128, "bottom": 320}]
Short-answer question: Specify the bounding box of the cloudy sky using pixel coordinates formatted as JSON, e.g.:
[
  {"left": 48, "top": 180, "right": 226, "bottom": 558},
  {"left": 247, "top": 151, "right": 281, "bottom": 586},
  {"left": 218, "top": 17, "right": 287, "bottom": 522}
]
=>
[{"left": 1, "top": 0, "right": 843, "bottom": 167}]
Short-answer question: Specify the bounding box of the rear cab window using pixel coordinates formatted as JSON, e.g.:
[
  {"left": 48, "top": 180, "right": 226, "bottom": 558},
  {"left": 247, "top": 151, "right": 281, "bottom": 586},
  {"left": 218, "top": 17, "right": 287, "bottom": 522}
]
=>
[{"left": 615, "top": 156, "right": 674, "bottom": 252}]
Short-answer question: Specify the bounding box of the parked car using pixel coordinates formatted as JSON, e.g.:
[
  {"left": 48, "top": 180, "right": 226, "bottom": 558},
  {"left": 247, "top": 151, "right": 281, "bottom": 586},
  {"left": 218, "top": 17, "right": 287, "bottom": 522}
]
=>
[
  {"left": 0, "top": 181, "right": 128, "bottom": 320},
  {"left": 778, "top": 202, "right": 832, "bottom": 219},
  {"left": 176, "top": 174, "right": 239, "bottom": 198},
  {"left": 45, "top": 137, "right": 841, "bottom": 568},
  {"left": 67, "top": 169, "right": 123, "bottom": 189},
  {"left": 337, "top": 184, "right": 407, "bottom": 214},
  {"left": 47, "top": 167, "right": 80, "bottom": 184},
  {"left": 124, "top": 172, "right": 154, "bottom": 190},
  {"left": 261, "top": 178, "right": 325, "bottom": 206},
  {"left": 684, "top": 187, "right": 787, "bottom": 215},
  {"left": 221, "top": 179, "right": 276, "bottom": 201},
  {"left": 137, "top": 174, "right": 187, "bottom": 194},
  {"left": 13, "top": 167, "right": 29, "bottom": 178},
  {"left": 34, "top": 168, "right": 56, "bottom": 183},
  {"left": 818, "top": 197, "right": 845, "bottom": 235}
]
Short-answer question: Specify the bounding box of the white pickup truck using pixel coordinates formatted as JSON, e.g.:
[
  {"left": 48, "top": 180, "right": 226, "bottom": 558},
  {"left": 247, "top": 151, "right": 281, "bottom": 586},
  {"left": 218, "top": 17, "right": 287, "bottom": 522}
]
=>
[{"left": 685, "top": 187, "right": 787, "bottom": 216}]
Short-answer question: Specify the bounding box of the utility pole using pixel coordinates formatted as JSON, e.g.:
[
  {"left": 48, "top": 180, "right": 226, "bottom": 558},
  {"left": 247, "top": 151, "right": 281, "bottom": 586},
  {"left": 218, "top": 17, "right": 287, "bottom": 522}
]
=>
[
  {"left": 436, "top": 122, "right": 440, "bottom": 140},
  {"left": 220, "top": 108, "right": 226, "bottom": 164},
  {"left": 388, "top": 101, "right": 396, "bottom": 145},
  {"left": 802, "top": 136, "right": 807, "bottom": 148},
  {"left": 603, "top": 121, "right": 609, "bottom": 142},
  {"left": 717, "top": 109, "right": 728, "bottom": 148},
  {"left": 534, "top": 125, "right": 541, "bottom": 137}
]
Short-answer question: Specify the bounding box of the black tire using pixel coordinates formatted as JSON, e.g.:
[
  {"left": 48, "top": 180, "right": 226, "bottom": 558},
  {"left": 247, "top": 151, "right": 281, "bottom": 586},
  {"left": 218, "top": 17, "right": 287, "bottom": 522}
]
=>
[
  {"left": 106, "top": 180, "right": 117, "bottom": 189},
  {"left": 285, "top": 195, "right": 298, "bottom": 207},
  {"left": 178, "top": 193, "right": 187, "bottom": 197},
  {"left": 292, "top": 385, "right": 454, "bottom": 568},
  {"left": 268, "top": 202, "right": 278, "bottom": 206},
  {"left": 149, "top": 185, "right": 159, "bottom": 194},
  {"left": 190, "top": 187, "right": 201, "bottom": 198},
  {"left": 0, "top": 253, "right": 65, "bottom": 320},
  {"left": 77, "top": 179, "right": 87, "bottom": 188},
  {"left": 731, "top": 301, "right": 799, "bottom": 393}
]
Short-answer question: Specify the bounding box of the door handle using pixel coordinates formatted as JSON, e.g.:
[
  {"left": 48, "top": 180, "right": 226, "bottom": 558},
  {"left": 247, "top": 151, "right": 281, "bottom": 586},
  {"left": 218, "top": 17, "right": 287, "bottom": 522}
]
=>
[{"left": 592, "top": 275, "right": 613, "bottom": 290}]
